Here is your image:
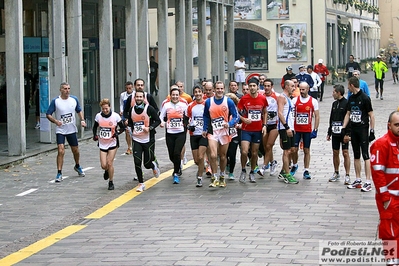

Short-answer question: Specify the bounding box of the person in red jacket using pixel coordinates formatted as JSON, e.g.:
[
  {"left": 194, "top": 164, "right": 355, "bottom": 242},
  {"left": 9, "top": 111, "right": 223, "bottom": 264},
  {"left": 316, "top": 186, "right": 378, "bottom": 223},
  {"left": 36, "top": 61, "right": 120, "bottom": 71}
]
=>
[
  {"left": 370, "top": 111, "right": 399, "bottom": 264},
  {"left": 314, "top": 59, "right": 329, "bottom": 101}
]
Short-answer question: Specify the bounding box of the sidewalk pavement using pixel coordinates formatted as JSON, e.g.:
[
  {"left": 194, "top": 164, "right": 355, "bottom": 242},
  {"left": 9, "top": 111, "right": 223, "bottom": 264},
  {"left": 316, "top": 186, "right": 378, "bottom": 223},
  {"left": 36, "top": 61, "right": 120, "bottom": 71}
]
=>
[{"left": 0, "top": 71, "right": 398, "bottom": 265}]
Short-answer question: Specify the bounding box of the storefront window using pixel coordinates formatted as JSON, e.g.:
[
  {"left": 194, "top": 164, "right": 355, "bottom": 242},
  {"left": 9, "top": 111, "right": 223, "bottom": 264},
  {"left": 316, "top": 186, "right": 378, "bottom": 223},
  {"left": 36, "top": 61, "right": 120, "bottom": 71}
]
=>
[{"left": 234, "top": 29, "right": 268, "bottom": 70}]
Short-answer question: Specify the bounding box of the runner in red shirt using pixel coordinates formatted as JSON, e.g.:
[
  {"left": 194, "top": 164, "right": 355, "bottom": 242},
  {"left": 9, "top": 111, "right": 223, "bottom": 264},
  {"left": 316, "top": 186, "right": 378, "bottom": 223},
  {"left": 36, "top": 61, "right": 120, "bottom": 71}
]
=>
[{"left": 237, "top": 78, "right": 268, "bottom": 183}]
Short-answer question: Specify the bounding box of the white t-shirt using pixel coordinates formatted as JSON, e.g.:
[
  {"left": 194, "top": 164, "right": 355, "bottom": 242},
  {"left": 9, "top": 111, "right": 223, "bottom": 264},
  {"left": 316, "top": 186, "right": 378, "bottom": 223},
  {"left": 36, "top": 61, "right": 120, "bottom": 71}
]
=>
[{"left": 234, "top": 60, "right": 246, "bottom": 75}]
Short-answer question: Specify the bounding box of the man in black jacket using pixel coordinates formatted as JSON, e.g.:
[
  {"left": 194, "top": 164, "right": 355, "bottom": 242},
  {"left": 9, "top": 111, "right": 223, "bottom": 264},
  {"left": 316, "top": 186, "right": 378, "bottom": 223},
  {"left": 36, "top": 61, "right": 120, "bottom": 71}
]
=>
[{"left": 326, "top": 84, "right": 351, "bottom": 184}]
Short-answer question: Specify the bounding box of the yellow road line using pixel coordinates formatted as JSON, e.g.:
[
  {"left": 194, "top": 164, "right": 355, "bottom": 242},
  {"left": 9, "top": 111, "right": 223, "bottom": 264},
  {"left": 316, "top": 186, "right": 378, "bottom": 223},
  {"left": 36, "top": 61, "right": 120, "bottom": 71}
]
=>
[
  {"left": 0, "top": 161, "right": 196, "bottom": 264},
  {"left": 0, "top": 225, "right": 86, "bottom": 266},
  {"left": 86, "top": 160, "right": 195, "bottom": 219}
]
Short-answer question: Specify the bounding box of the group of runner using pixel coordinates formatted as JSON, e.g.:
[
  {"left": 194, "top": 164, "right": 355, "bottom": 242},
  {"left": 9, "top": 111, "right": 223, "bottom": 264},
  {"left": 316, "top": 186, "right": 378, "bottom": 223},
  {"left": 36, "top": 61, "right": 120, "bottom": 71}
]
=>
[{"left": 46, "top": 63, "right": 375, "bottom": 193}]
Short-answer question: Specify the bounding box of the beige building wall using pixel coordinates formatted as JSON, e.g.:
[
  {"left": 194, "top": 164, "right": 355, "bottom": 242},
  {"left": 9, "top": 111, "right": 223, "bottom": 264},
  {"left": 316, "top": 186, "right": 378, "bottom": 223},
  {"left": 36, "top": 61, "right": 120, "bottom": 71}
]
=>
[{"left": 379, "top": 0, "right": 399, "bottom": 52}]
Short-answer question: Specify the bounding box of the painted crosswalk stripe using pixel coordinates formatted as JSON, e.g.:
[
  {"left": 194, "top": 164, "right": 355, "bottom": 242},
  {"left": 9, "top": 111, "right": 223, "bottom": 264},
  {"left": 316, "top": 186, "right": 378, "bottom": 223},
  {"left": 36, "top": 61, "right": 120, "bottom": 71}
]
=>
[
  {"left": 157, "top": 137, "right": 165, "bottom": 141},
  {"left": 16, "top": 188, "right": 38, "bottom": 197}
]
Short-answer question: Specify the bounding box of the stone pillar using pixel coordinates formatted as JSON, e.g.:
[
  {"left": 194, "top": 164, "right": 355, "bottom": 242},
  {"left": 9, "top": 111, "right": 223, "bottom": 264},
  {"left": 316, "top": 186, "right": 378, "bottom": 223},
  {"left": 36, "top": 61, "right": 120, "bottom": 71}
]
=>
[
  {"left": 209, "top": 2, "right": 219, "bottom": 82},
  {"left": 175, "top": 0, "right": 186, "bottom": 85},
  {"left": 197, "top": 0, "right": 207, "bottom": 81},
  {"left": 46, "top": 0, "right": 66, "bottom": 143},
  {"left": 66, "top": 0, "right": 84, "bottom": 138},
  {"left": 218, "top": 3, "right": 225, "bottom": 83},
  {"left": 126, "top": 0, "right": 138, "bottom": 81},
  {"left": 157, "top": 0, "right": 170, "bottom": 100},
  {"left": 185, "top": 0, "right": 193, "bottom": 92},
  {"left": 99, "top": 0, "right": 114, "bottom": 109},
  {"left": 137, "top": 0, "right": 149, "bottom": 88},
  {"left": 5, "top": 0, "right": 25, "bottom": 155},
  {"left": 226, "top": 4, "right": 235, "bottom": 81}
]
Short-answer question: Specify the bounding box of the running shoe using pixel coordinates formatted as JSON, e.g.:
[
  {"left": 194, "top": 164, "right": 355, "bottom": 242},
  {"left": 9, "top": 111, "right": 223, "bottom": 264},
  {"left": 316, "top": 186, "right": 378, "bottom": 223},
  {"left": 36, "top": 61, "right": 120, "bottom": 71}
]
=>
[
  {"left": 74, "top": 165, "right": 85, "bottom": 177},
  {"left": 103, "top": 170, "right": 109, "bottom": 180},
  {"left": 249, "top": 172, "right": 256, "bottom": 183},
  {"left": 55, "top": 173, "right": 63, "bottom": 182},
  {"left": 347, "top": 179, "right": 362, "bottom": 189},
  {"left": 209, "top": 175, "right": 219, "bottom": 188},
  {"left": 246, "top": 159, "right": 250, "bottom": 167},
  {"left": 228, "top": 173, "right": 235, "bottom": 180},
  {"left": 136, "top": 183, "right": 145, "bottom": 192},
  {"left": 278, "top": 170, "right": 285, "bottom": 180},
  {"left": 173, "top": 174, "right": 180, "bottom": 184},
  {"left": 183, "top": 156, "right": 188, "bottom": 165},
  {"left": 152, "top": 161, "right": 160, "bottom": 178},
  {"left": 177, "top": 167, "right": 182, "bottom": 177},
  {"left": 253, "top": 165, "right": 259, "bottom": 174},
  {"left": 290, "top": 165, "right": 298, "bottom": 176},
  {"left": 380, "top": 96, "right": 383, "bottom": 100},
  {"left": 303, "top": 170, "right": 311, "bottom": 180},
  {"left": 257, "top": 164, "right": 267, "bottom": 177},
  {"left": 239, "top": 171, "right": 246, "bottom": 183},
  {"left": 219, "top": 177, "right": 226, "bottom": 188},
  {"left": 329, "top": 173, "right": 340, "bottom": 182},
  {"left": 360, "top": 182, "right": 372, "bottom": 192},
  {"left": 270, "top": 160, "right": 278, "bottom": 176},
  {"left": 376, "top": 92, "right": 379, "bottom": 99},
  {"left": 133, "top": 176, "right": 138, "bottom": 181},
  {"left": 196, "top": 177, "right": 203, "bottom": 187},
  {"left": 125, "top": 148, "right": 132, "bottom": 155},
  {"left": 108, "top": 181, "right": 114, "bottom": 190},
  {"left": 34, "top": 122, "right": 40, "bottom": 129},
  {"left": 284, "top": 173, "right": 299, "bottom": 184},
  {"left": 344, "top": 175, "right": 351, "bottom": 185}
]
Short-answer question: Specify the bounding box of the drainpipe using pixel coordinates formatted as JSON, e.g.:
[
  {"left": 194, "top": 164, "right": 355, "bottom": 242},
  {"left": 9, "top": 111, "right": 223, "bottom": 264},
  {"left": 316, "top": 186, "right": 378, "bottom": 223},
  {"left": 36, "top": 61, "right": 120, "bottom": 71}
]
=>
[{"left": 310, "top": 0, "right": 314, "bottom": 65}]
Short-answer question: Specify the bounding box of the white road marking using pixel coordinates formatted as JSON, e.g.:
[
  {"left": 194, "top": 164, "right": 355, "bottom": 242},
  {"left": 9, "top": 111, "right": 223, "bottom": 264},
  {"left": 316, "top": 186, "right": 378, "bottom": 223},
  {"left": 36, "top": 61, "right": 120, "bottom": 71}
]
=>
[
  {"left": 157, "top": 137, "right": 165, "bottom": 141},
  {"left": 83, "top": 167, "right": 94, "bottom": 171},
  {"left": 16, "top": 188, "right": 38, "bottom": 197}
]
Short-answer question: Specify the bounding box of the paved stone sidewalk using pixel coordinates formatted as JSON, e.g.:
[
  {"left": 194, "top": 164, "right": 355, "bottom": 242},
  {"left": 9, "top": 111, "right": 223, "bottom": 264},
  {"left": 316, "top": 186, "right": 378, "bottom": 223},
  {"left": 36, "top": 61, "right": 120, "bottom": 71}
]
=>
[{"left": 0, "top": 72, "right": 398, "bottom": 265}]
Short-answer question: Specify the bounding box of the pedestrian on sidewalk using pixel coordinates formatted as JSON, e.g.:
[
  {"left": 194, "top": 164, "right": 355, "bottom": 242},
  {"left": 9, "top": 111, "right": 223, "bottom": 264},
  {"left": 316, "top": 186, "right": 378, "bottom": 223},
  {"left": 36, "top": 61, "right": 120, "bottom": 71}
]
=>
[
  {"left": 370, "top": 111, "right": 399, "bottom": 264},
  {"left": 314, "top": 59, "right": 329, "bottom": 101},
  {"left": 119, "top": 81, "right": 134, "bottom": 155},
  {"left": 348, "top": 70, "right": 370, "bottom": 98},
  {"left": 93, "top": 98, "right": 125, "bottom": 190},
  {"left": 46, "top": 82, "right": 86, "bottom": 182},
  {"left": 373, "top": 55, "right": 388, "bottom": 100},
  {"left": 342, "top": 77, "right": 375, "bottom": 192},
  {"left": 389, "top": 51, "right": 399, "bottom": 84}
]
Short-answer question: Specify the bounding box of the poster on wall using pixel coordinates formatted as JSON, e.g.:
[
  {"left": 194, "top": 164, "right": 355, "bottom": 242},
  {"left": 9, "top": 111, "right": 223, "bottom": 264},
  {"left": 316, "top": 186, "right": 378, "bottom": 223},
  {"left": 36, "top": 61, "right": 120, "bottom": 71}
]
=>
[
  {"left": 234, "top": 0, "right": 262, "bottom": 20},
  {"left": 276, "top": 23, "right": 307, "bottom": 62},
  {"left": 267, "top": 0, "right": 289, "bottom": 19}
]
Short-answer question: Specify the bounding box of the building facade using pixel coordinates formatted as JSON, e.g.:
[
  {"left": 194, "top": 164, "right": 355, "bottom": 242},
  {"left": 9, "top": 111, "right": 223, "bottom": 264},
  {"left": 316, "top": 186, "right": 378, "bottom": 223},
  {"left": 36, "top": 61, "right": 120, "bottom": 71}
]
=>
[{"left": 0, "top": 0, "right": 380, "bottom": 156}]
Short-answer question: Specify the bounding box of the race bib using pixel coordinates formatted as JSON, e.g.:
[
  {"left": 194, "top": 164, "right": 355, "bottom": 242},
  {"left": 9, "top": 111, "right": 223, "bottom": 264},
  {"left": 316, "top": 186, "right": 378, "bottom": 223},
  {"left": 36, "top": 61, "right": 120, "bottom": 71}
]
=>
[
  {"left": 296, "top": 113, "right": 309, "bottom": 125},
  {"left": 193, "top": 116, "right": 203, "bottom": 127},
  {"left": 212, "top": 117, "right": 225, "bottom": 130},
  {"left": 60, "top": 113, "right": 73, "bottom": 125},
  {"left": 267, "top": 111, "right": 277, "bottom": 121},
  {"left": 331, "top": 121, "right": 342, "bottom": 134},
  {"left": 133, "top": 121, "right": 144, "bottom": 133},
  {"left": 99, "top": 127, "right": 112, "bottom": 139},
  {"left": 350, "top": 110, "right": 362, "bottom": 123},
  {"left": 249, "top": 110, "right": 261, "bottom": 121},
  {"left": 229, "top": 127, "right": 237, "bottom": 136},
  {"left": 168, "top": 118, "right": 183, "bottom": 129}
]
